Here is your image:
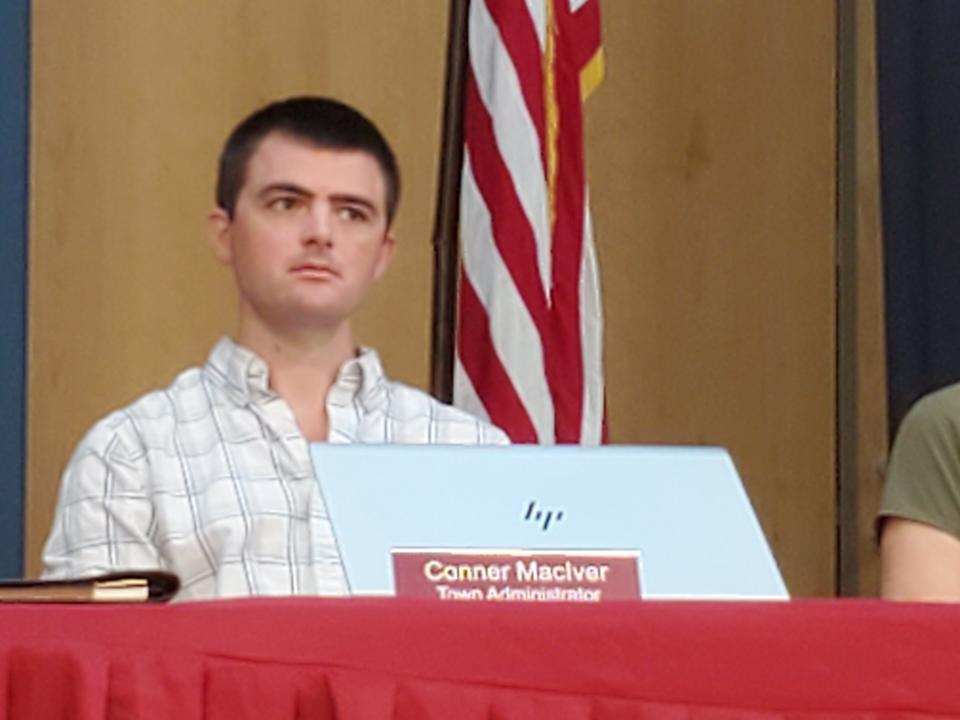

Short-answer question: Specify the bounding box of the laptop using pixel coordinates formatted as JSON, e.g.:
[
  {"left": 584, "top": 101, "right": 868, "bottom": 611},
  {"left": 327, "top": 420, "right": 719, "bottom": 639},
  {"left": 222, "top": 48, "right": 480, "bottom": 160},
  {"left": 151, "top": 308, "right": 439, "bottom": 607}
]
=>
[{"left": 310, "top": 444, "right": 788, "bottom": 599}]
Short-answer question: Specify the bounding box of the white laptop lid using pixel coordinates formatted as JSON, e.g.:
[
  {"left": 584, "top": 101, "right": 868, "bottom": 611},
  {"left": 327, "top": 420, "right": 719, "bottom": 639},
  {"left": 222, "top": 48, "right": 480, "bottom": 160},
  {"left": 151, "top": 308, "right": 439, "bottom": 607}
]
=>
[{"left": 310, "top": 444, "right": 788, "bottom": 599}]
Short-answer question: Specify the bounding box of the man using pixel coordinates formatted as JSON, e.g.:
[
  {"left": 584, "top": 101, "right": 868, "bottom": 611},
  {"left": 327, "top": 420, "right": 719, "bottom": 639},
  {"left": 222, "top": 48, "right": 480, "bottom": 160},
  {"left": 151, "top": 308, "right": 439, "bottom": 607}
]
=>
[
  {"left": 42, "top": 97, "right": 508, "bottom": 600},
  {"left": 879, "top": 384, "right": 960, "bottom": 600}
]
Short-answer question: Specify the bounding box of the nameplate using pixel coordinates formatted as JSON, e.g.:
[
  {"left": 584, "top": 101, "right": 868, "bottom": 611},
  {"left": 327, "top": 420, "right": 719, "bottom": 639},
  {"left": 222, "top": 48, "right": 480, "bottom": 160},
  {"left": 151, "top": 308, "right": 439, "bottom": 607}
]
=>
[{"left": 392, "top": 549, "right": 641, "bottom": 602}]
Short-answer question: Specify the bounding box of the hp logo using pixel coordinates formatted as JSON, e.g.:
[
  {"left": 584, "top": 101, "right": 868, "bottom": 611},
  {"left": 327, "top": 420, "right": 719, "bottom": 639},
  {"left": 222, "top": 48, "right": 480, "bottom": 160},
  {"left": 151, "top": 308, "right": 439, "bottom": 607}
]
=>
[{"left": 524, "top": 500, "right": 564, "bottom": 531}]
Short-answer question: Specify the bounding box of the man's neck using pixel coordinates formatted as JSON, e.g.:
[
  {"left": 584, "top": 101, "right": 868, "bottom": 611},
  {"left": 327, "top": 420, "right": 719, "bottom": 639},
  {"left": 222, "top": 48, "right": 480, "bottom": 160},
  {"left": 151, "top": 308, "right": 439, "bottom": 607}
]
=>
[{"left": 236, "top": 315, "right": 356, "bottom": 442}]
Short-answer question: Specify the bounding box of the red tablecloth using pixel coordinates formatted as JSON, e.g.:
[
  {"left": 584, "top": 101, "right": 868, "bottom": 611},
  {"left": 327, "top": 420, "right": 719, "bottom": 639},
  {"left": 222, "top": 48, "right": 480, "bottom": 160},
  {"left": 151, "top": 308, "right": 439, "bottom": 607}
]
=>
[{"left": 0, "top": 598, "right": 954, "bottom": 719}]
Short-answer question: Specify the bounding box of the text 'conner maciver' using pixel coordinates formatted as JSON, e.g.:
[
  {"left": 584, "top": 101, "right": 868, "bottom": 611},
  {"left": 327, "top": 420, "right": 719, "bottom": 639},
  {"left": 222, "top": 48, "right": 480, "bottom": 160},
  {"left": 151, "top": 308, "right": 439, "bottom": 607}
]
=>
[{"left": 423, "top": 559, "right": 611, "bottom": 584}]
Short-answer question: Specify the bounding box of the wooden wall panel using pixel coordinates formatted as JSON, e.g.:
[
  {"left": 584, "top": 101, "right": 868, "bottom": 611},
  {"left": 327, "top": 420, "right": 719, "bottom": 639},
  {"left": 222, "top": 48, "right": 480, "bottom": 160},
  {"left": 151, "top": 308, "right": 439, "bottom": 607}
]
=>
[
  {"left": 27, "top": 1, "right": 449, "bottom": 574},
  {"left": 589, "top": 1, "right": 837, "bottom": 595},
  {"left": 855, "top": 0, "right": 888, "bottom": 596}
]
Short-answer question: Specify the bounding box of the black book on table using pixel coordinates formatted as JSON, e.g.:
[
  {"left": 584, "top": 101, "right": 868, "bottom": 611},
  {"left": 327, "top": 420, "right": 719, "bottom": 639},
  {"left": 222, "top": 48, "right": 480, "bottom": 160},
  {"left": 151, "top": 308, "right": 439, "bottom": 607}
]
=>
[{"left": 0, "top": 571, "right": 179, "bottom": 603}]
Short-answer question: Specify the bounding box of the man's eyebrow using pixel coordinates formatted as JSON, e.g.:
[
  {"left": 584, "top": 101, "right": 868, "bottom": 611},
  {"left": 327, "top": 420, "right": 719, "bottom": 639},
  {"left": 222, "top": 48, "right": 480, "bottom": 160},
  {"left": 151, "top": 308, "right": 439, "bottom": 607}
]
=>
[{"left": 257, "top": 182, "right": 313, "bottom": 198}]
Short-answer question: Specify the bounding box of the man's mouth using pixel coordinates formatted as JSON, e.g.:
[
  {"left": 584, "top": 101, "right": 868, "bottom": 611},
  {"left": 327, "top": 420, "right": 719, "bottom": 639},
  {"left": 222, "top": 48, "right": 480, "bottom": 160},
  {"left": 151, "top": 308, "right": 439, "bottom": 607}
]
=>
[{"left": 290, "top": 261, "right": 340, "bottom": 279}]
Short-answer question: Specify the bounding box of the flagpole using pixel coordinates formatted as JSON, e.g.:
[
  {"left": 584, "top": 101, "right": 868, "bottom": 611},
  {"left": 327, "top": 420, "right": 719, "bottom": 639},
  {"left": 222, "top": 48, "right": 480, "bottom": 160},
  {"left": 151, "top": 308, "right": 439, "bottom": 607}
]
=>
[{"left": 429, "top": 0, "right": 470, "bottom": 403}]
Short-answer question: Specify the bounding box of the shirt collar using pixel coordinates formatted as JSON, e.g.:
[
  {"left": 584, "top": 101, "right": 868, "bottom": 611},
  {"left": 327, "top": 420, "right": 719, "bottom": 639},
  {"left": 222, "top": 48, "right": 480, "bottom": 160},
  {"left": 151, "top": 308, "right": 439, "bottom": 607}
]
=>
[{"left": 207, "top": 336, "right": 388, "bottom": 409}]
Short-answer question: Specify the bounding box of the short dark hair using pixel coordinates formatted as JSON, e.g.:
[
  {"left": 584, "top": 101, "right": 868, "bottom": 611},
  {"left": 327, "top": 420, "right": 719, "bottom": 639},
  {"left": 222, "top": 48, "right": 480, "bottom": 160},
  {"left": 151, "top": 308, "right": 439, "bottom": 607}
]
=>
[{"left": 215, "top": 96, "right": 400, "bottom": 224}]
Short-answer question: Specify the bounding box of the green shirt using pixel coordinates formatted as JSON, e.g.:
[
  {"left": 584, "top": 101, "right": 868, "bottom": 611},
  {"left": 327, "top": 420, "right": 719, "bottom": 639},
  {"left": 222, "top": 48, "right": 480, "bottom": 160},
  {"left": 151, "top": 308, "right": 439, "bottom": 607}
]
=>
[{"left": 880, "top": 383, "right": 960, "bottom": 540}]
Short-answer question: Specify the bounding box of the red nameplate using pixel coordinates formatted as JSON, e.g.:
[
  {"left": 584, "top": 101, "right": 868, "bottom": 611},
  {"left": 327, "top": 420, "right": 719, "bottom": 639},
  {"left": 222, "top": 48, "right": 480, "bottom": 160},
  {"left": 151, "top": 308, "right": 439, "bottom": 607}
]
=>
[{"left": 392, "top": 549, "right": 641, "bottom": 602}]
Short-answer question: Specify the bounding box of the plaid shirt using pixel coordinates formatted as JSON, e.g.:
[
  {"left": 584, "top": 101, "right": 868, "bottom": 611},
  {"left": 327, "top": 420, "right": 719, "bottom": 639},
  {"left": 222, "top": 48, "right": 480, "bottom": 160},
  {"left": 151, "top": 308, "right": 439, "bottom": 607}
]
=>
[{"left": 42, "top": 337, "right": 508, "bottom": 600}]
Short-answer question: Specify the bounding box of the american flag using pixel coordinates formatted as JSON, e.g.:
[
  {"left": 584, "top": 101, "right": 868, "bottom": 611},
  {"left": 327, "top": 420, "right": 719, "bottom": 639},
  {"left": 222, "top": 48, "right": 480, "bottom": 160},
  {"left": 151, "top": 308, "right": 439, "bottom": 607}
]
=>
[{"left": 454, "top": 0, "right": 605, "bottom": 444}]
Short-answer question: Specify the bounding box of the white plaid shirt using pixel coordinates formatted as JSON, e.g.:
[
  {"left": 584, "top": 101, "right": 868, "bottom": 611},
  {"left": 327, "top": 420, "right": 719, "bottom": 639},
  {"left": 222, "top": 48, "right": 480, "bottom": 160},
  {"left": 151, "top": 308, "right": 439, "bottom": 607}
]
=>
[{"left": 42, "top": 337, "right": 508, "bottom": 600}]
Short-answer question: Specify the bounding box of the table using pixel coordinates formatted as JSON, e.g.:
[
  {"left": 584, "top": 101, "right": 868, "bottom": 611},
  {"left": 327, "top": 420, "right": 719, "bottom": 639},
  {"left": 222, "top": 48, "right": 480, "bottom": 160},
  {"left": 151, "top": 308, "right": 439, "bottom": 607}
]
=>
[{"left": 0, "top": 598, "right": 955, "bottom": 718}]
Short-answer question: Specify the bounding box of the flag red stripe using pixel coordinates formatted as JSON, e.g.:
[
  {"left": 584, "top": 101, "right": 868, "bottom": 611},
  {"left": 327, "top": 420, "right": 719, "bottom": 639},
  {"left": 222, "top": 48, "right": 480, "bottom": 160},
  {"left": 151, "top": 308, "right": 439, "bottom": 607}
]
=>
[
  {"left": 566, "top": 0, "right": 603, "bottom": 69},
  {"left": 457, "top": 274, "right": 539, "bottom": 443},
  {"left": 543, "top": 0, "right": 591, "bottom": 440}
]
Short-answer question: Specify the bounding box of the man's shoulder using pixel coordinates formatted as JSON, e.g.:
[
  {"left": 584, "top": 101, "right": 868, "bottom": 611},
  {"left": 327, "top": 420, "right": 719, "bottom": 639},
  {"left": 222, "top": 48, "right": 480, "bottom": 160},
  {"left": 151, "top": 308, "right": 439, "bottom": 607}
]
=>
[
  {"left": 881, "top": 382, "right": 960, "bottom": 537},
  {"left": 73, "top": 364, "right": 209, "bottom": 457},
  {"left": 381, "top": 379, "right": 510, "bottom": 445},
  {"left": 899, "top": 383, "right": 960, "bottom": 446}
]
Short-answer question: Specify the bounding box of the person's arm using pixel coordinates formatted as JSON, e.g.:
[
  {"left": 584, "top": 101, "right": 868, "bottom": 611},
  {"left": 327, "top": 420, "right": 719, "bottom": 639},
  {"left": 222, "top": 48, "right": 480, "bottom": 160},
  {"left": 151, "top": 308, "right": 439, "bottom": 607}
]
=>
[
  {"left": 42, "top": 417, "right": 161, "bottom": 579},
  {"left": 878, "top": 386, "right": 960, "bottom": 600},
  {"left": 881, "top": 517, "right": 960, "bottom": 601}
]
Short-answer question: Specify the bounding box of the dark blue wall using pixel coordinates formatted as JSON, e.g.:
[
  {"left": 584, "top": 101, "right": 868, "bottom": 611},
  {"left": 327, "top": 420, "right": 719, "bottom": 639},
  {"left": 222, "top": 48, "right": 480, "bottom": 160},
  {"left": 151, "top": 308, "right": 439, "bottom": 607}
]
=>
[
  {"left": 0, "top": 1, "right": 28, "bottom": 577},
  {"left": 878, "top": 0, "right": 960, "bottom": 434}
]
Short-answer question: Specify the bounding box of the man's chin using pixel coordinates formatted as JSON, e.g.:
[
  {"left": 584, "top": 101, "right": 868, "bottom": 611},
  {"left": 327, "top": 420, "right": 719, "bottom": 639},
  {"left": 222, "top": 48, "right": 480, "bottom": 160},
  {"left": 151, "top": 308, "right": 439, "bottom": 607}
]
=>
[{"left": 243, "top": 296, "right": 361, "bottom": 337}]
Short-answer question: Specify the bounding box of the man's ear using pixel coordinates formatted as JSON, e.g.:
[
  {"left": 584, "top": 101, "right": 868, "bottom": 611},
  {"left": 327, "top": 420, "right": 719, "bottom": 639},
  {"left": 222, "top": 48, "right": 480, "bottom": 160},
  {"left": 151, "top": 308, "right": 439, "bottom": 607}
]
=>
[
  {"left": 373, "top": 231, "right": 396, "bottom": 281},
  {"left": 207, "top": 208, "right": 233, "bottom": 264}
]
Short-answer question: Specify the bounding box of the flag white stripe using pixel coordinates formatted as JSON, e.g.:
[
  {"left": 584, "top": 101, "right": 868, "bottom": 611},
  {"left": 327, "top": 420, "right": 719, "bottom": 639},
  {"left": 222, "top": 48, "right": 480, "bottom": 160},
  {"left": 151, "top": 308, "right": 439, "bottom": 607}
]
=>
[
  {"left": 460, "top": 154, "right": 555, "bottom": 443},
  {"left": 579, "top": 197, "right": 604, "bottom": 445},
  {"left": 524, "top": 0, "right": 547, "bottom": 50},
  {"left": 469, "top": 0, "right": 552, "bottom": 299}
]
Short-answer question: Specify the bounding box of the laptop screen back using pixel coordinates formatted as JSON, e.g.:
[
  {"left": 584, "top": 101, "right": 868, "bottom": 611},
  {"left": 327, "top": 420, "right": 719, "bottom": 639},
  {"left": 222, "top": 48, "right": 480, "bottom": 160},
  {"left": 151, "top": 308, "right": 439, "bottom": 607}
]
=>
[{"left": 310, "top": 444, "right": 788, "bottom": 599}]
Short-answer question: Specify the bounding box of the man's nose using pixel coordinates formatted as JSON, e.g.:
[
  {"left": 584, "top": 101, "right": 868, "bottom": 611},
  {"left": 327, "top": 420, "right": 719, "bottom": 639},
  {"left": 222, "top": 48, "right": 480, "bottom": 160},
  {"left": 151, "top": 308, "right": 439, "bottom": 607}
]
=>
[{"left": 302, "top": 204, "right": 333, "bottom": 247}]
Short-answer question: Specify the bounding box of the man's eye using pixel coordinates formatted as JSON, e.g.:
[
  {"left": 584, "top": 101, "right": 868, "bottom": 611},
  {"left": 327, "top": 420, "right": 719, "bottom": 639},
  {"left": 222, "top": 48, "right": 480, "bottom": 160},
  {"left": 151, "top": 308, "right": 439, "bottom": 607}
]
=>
[
  {"left": 268, "top": 197, "right": 302, "bottom": 211},
  {"left": 337, "top": 206, "right": 368, "bottom": 222}
]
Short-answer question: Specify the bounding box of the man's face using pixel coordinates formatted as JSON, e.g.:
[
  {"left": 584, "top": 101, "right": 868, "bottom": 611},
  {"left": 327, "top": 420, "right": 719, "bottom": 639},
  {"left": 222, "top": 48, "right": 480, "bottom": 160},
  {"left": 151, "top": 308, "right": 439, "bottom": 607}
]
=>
[{"left": 209, "top": 132, "right": 395, "bottom": 334}]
